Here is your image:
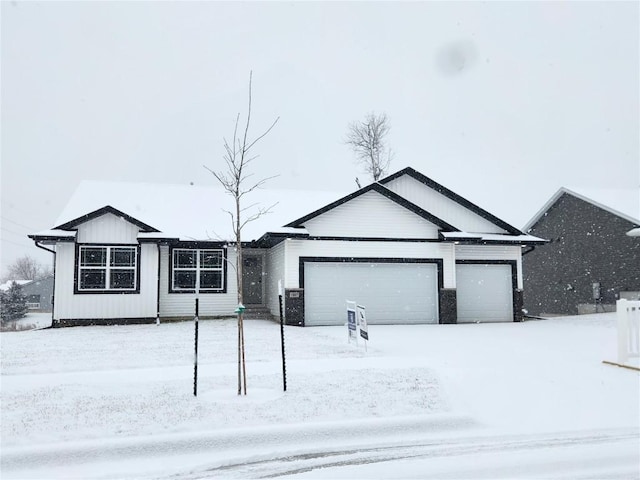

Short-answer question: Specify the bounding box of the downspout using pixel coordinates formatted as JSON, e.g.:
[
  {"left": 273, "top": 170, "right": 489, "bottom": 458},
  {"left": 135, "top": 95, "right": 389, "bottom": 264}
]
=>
[
  {"left": 522, "top": 245, "right": 536, "bottom": 256},
  {"left": 34, "top": 242, "right": 56, "bottom": 328}
]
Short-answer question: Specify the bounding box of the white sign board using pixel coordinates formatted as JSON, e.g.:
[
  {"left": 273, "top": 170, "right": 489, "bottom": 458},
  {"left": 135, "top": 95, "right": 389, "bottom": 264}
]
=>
[
  {"left": 346, "top": 300, "right": 357, "bottom": 343},
  {"left": 357, "top": 305, "right": 368, "bottom": 341}
]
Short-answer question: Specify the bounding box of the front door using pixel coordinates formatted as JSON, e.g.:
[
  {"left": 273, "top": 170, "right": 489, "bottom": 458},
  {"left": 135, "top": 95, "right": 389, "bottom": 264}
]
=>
[{"left": 242, "top": 255, "right": 263, "bottom": 305}]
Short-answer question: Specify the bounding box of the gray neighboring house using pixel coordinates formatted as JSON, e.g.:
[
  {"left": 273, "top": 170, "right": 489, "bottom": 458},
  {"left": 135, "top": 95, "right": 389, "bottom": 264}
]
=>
[
  {"left": 0, "top": 276, "right": 53, "bottom": 312},
  {"left": 22, "top": 275, "right": 54, "bottom": 312},
  {"left": 523, "top": 188, "right": 640, "bottom": 316}
]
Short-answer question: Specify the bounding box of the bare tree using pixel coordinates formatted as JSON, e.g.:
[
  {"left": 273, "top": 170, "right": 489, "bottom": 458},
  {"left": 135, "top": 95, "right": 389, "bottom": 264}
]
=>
[
  {"left": 345, "top": 112, "right": 394, "bottom": 182},
  {"left": 204, "top": 71, "right": 279, "bottom": 396},
  {"left": 3, "top": 255, "right": 51, "bottom": 281}
]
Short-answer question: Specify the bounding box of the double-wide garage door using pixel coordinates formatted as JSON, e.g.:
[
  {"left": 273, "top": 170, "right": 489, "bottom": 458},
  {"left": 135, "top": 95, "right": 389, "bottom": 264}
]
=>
[
  {"left": 456, "top": 263, "right": 514, "bottom": 323},
  {"left": 304, "top": 261, "right": 438, "bottom": 326}
]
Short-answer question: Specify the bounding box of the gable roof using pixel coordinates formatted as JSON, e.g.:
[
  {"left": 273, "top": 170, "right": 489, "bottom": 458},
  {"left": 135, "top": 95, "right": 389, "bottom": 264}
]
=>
[
  {"left": 379, "top": 167, "right": 523, "bottom": 235},
  {"left": 284, "top": 182, "right": 460, "bottom": 232},
  {"left": 524, "top": 187, "right": 640, "bottom": 231},
  {"left": 55, "top": 205, "right": 160, "bottom": 232}
]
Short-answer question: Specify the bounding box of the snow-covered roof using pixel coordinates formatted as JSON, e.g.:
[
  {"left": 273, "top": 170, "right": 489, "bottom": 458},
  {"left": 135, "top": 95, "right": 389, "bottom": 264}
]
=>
[
  {"left": 441, "top": 232, "right": 546, "bottom": 244},
  {"left": 0, "top": 280, "right": 32, "bottom": 292},
  {"left": 29, "top": 229, "right": 77, "bottom": 241},
  {"left": 627, "top": 227, "right": 640, "bottom": 237},
  {"left": 524, "top": 187, "right": 640, "bottom": 231},
  {"left": 51, "top": 180, "right": 343, "bottom": 242}
]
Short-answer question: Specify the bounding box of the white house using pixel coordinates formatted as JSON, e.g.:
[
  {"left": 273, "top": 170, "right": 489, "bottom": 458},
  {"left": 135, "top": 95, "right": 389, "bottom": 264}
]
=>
[{"left": 29, "top": 167, "right": 544, "bottom": 327}]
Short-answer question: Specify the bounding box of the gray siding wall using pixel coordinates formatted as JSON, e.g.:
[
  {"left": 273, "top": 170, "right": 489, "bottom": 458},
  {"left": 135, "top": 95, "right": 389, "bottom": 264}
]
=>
[{"left": 523, "top": 193, "right": 640, "bottom": 316}]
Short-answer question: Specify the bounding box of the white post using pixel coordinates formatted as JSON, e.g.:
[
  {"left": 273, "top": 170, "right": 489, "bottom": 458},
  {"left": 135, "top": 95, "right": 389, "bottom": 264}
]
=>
[{"left": 617, "top": 299, "right": 629, "bottom": 364}]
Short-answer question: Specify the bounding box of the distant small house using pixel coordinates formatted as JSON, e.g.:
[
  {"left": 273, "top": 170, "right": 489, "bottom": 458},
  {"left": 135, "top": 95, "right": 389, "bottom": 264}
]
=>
[
  {"left": 523, "top": 188, "right": 640, "bottom": 316},
  {"left": 29, "top": 167, "right": 545, "bottom": 327},
  {"left": 0, "top": 277, "right": 54, "bottom": 312},
  {"left": 22, "top": 275, "right": 54, "bottom": 312}
]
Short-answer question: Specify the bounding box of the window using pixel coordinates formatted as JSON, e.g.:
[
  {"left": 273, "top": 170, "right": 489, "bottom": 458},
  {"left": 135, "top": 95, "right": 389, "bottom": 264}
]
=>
[
  {"left": 172, "top": 248, "right": 224, "bottom": 292},
  {"left": 78, "top": 246, "right": 138, "bottom": 291}
]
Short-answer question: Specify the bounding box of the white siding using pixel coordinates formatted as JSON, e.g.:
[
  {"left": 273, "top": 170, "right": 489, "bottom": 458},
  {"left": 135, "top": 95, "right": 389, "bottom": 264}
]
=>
[
  {"left": 455, "top": 245, "right": 523, "bottom": 289},
  {"left": 53, "top": 242, "right": 158, "bottom": 320},
  {"left": 265, "top": 242, "right": 286, "bottom": 316},
  {"left": 284, "top": 239, "right": 455, "bottom": 288},
  {"left": 302, "top": 190, "right": 440, "bottom": 238},
  {"left": 384, "top": 176, "right": 508, "bottom": 234},
  {"left": 158, "top": 245, "right": 238, "bottom": 319},
  {"left": 76, "top": 213, "right": 140, "bottom": 243}
]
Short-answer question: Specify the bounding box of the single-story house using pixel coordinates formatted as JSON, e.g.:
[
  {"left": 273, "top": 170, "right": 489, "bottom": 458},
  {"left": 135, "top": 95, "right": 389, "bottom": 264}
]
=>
[
  {"left": 522, "top": 187, "right": 640, "bottom": 316},
  {"left": 29, "top": 167, "right": 544, "bottom": 327}
]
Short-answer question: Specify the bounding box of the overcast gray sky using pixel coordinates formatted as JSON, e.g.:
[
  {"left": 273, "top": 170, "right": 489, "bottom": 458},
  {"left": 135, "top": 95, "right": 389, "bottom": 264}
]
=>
[{"left": 1, "top": 1, "right": 639, "bottom": 274}]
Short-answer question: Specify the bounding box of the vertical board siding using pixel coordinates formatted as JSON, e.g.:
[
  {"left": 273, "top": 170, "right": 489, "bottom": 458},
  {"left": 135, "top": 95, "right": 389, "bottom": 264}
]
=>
[
  {"left": 455, "top": 245, "right": 523, "bottom": 289},
  {"left": 302, "top": 190, "right": 440, "bottom": 238},
  {"left": 54, "top": 242, "right": 158, "bottom": 320},
  {"left": 384, "top": 176, "right": 507, "bottom": 234},
  {"left": 158, "top": 245, "right": 238, "bottom": 318},
  {"left": 265, "top": 242, "right": 285, "bottom": 316},
  {"left": 284, "top": 239, "right": 455, "bottom": 288},
  {"left": 76, "top": 213, "right": 140, "bottom": 243}
]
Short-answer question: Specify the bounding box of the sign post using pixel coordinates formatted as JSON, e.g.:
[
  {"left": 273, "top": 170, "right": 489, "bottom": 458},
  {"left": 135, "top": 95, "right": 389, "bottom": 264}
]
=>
[{"left": 193, "top": 298, "right": 199, "bottom": 397}]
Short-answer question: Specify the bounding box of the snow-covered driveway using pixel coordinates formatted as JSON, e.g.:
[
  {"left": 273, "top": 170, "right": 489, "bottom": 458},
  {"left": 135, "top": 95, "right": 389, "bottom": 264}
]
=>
[{"left": 1, "top": 313, "right": 638, "bottom": 478}]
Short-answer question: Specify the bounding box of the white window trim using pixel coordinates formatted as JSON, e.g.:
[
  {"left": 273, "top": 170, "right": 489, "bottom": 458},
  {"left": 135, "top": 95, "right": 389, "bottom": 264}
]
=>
[{"left": 77, "top": 245, "right": 138, "bottom": 291}]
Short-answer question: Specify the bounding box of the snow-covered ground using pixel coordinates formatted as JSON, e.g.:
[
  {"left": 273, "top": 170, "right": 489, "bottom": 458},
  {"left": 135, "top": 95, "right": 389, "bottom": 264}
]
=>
[{"left": 1, "top": 313, "right": 638, "bottom": 479}]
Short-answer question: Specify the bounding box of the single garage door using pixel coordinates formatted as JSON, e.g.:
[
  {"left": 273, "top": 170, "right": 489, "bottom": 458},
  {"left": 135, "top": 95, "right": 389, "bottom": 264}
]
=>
[
  {"left": 456, "top": 263, "right": 514, "bottom": 323},
  {"left": 303, "top": 261, "right": 438, "bottom": 326}
]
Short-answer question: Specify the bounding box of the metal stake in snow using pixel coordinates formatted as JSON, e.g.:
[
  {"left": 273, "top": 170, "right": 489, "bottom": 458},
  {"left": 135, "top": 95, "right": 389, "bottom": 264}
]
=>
[
  {"left": 279, "top": 292, "right": 287, "bottom": 392},
  {"left": 193, "top": 298, "right": 199, "bottom": 397}
]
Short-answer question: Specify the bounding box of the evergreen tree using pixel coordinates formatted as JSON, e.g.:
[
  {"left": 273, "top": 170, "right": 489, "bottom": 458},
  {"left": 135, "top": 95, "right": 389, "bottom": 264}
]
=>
[{"left": 0, "top": 282, "right": 28, "bottom": 322}]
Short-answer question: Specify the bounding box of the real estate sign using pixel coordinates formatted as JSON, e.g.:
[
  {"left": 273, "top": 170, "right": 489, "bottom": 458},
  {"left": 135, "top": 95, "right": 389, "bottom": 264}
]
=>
[
  {"left": 357, "top": 305, "right": 368, "bottom": 341},
  {"left": 346, "top": 301, "right": 357, "bottom": 342}
]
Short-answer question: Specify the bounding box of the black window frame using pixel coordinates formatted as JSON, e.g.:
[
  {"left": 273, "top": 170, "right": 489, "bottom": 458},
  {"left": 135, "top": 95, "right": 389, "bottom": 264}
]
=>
[
  {"left": 74, "top": 244, "right": 141, "bottom": 294},
  {"left": 169, "top": 246, "right": 226, "bottom": 294}
]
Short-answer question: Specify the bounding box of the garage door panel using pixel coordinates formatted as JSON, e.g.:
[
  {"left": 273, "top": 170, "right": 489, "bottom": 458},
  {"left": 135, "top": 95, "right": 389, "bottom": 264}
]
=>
[
  {"left": 304, "top": 262, "right": 438, "bottom": 326},
  {"left": 456, "top": 264, "right": 513, "bottom": 323}
]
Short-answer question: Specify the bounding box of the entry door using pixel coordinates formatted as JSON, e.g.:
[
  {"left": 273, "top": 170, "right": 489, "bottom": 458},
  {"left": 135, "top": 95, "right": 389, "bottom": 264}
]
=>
[{"left": 242, "top": 255, "right": 263, "bottom": 305}]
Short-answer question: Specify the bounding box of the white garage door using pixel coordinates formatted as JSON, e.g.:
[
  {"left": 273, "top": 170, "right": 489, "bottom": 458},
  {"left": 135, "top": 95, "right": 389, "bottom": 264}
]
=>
[
  {"left": 304, "top": 261, "right": 438, "bottom": 326},
  {"left": 456, "top": 263, "right": 514, "bottom": 323}
]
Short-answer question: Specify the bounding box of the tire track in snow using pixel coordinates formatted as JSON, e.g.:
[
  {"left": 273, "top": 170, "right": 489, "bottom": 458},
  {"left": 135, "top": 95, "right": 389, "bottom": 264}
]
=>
[{"left": 177, "top": 429, "right": 640, "bottom": 479}]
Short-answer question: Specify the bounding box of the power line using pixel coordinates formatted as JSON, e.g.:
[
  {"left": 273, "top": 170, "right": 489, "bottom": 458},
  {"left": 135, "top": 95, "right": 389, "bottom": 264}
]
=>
[
  {"left": 1, "top": 226, "right": 31, "bottom": 237},
  {"left": 0, "top": 216, "right": 37, "bottom": 231},
  {"left": 1, "top": 238, "right": 38, "bottom": 249}
]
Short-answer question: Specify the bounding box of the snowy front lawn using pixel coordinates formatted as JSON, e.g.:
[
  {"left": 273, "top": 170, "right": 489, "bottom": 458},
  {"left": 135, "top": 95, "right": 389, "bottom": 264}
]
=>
[{"left": 1, "top": 313, "right": 638, "bottom": 478}]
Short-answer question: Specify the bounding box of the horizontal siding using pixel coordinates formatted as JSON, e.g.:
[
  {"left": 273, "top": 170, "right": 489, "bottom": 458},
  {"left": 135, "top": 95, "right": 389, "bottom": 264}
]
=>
[
  {"left": 284, "top": 239, "right": 455, "bottom": 288},
  {"left": 384, "top": 176, "right": 507, "bottom": 234},
  {"left": 265, "top": 242, "right": 285, "bottom": 317},
  {"left": 76, "top": 213, "right": 140, "bottom": 243},
  {"left": 158, "top": 245, "right": 238, "bottom": 319},
  {"left": 304, "top": 262, "right": 439, "bottom": 325},
  {"left": 455, "top": 245, "right": 523, "bottom": 289},
  {"left": 53, "top": 242, "right": 158, "bottom": 320},
  {"left": 302, "top": 190, "right": 440, "bottom": 238}
]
